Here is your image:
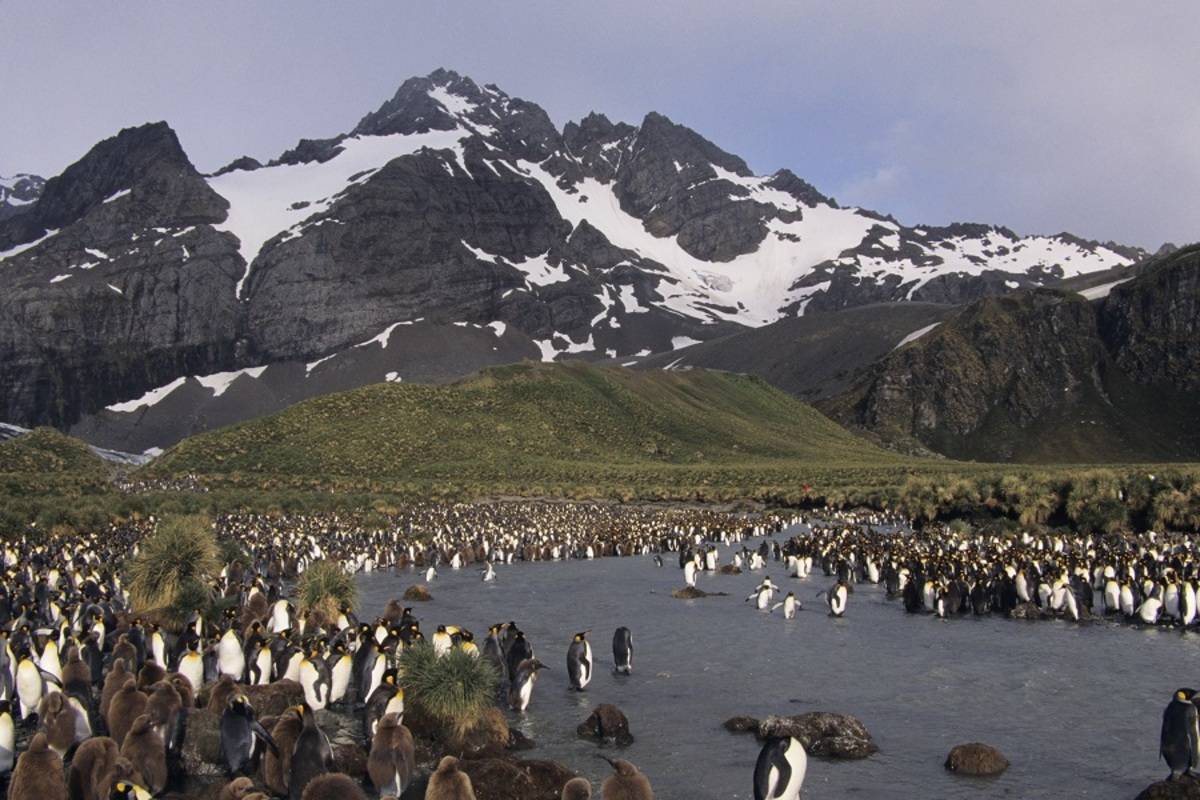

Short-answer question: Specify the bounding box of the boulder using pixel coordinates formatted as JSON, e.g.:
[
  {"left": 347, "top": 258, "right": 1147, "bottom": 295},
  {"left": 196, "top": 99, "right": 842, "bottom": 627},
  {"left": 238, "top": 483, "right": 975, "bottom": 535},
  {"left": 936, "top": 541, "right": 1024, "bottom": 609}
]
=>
[
  {"left": 244, "top": 679, "right": 305, "bottom": 717},
  {"left": 179, "top": 708, "right": 225, "bottom": 778},
  {"left": 404, "top": 584, "right": 433, "bottom": 601},
  {"left": 576, "top": 704, "right": 634, "bottom": 746},
  {"left": 1009, "top": 603, "right": 1046, "bottom": 620},
  {"left": 1136, "top": 775, "right": 1200, "bottom": 800},
  {"left": 458, "top": 757, "right": 576, "bottom": 800},
  {"left": 944, "top": 742, "right": 1009, "bottom": 776},
  {"left": 758, "top": 713, "right": 877, "bottom": 759},
  {"left": 723, "top": 716, "right": 760, "bottom": 733},
  {"left": 333, "top": 742, "right": 370, "bottom": 780},
  {"left": 717, "top": 564, "right": 743, "bottom": 575}
]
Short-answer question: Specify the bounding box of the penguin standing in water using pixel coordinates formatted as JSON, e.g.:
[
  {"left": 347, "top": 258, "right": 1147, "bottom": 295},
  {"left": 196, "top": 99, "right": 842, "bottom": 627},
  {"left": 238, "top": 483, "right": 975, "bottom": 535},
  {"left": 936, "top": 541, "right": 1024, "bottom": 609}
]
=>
[
  {"left": 611, "top": 628, "right": 633, "bottom": 675},
  {"left": 508, "top": 658, "right": 547, "bottom": 712},
  {"left": 567, "top": 632, "right": 592, "bottom": 691},
  {"left": 770, "top": 592, "right": 800, "bottom": 619},
  {"left": 1160, "top": 688, "right": 1200, "bottom": 780},
  {"left": 220, "top": 694, "right": 278, "bottom": 776},
  {"left": 753, "top": 736, "right": 807, "bottom": 800},
  {"left": 482, "top": 625, "right": 508, "bottom": 685},
  {"left": 823, "top": 580, "right": 849, "bottom": 617}
]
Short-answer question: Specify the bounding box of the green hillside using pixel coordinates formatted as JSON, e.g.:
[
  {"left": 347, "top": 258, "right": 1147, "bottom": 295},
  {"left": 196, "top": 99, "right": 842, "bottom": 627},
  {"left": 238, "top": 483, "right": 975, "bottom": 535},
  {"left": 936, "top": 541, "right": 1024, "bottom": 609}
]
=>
[
  {"left": 146, "top": 363, "right": 918, "bottom": 496},
  {"left": 0, "top": 427, "right": 108, "bottom": 476}
]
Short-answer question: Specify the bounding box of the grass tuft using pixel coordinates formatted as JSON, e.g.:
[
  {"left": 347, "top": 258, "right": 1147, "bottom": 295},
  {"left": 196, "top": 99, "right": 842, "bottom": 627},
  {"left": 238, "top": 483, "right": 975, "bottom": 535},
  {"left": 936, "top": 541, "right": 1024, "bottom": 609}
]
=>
[
  {"left": 296, "top": 560, "right": 357, "bottom": 620},
  {"left": 127, "top": 514, "right": 219, "bottom": 613},
  {"left": 399, "top": 643, "right": 498, "bottom": 738}
]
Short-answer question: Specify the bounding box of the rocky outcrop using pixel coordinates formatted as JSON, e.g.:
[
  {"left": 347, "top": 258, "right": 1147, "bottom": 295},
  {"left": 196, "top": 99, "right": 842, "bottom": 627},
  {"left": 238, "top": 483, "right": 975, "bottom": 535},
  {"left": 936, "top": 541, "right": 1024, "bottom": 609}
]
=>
[
  {"left": 457, "top": 757, "right": 577, "bottom": 800},
  {"left": 1136, "top": 775, "right": 1200, "bottom": 800},
  {"left": 944, "top": 742, "right": 1009, "bottom": 776},
  {"left": 0, "top": 173, "right": 44, "bottom": 221},
  {"left": 728, "top": 713, "right": 877, "bottom": 759},
  {"left": 576, "top": 704, "right": 634, "bottom": 746}
]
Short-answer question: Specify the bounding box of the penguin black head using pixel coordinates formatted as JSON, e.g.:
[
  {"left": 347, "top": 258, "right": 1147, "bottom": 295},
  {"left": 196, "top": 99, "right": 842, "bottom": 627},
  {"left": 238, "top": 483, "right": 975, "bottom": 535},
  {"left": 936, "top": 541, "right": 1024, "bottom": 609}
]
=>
[
  {"left": 110, "top": 782, "right": 153, "bottom": 800},
  {"left": 574, "top": 631, "right": 589, "bottom": 641},
  {"left": 383, "top": 668, "right": 398, "bottom": 686}
]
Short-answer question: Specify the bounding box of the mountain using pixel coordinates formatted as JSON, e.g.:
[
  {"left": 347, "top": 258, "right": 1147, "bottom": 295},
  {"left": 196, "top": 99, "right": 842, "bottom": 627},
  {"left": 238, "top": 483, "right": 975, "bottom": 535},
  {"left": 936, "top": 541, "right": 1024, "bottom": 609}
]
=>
[
  {"left": 145, "top": 362, "right": 905, "bottom": 486},
  {"left": 822, "top": 244, "right": 1200, "bottom": 462},
  {"left": 0, "top": 173, "right": 45, "bottom": 221},
  {"left": 0, "top": 68, "right": 1145, "bottom": 449}
]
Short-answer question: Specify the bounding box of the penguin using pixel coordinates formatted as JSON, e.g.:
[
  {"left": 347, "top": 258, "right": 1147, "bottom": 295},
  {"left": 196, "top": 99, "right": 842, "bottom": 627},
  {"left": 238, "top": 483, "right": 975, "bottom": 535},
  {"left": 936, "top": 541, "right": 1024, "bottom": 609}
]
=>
[
  {"left": 9, "top": 733, "right": 67, "bottom": 800},
  {"left": 299, "top": 646, "right": 331, "bottom": 711},
  {"left": 600, "top": 756, "right": 653, "bottom": 800},
  {"left": 426, "top": 755, "right": 476, "bottom": 800},
  {"left": 263, "top": 706, "right": 303, "bottom": 797},
  {"left": 0, "top": 699, "right": 13, "bottom": 778},
  {"left": 61, "top": 645, "right": 91, "bottom": 699},
  {"left": 367, "top": 711, "right": 415, "bottom": 798},
  {"left": 136, "top": 661, "right": 166, "bottom": 691},
  {"left": 288, "top": 703, "right": 333, "bottom": 800},
  {"left": 119, "top": 714, "right": 167, "bottom": 795},
  {"left": 296, "top": 773, "right": 366, "bottom": 800},
  {"left": 562, "top": 777, "right": 593, "bottom": 800},
  {"left": 770, "top": 592, "right": 799, "bottom": 619},
  {"left": 567, "top": 632, "right": 592, "bottom": 691},
  {"left": 481, "top": 563, "right": 496, "bottom": 582},
  {"left": 611, "top": 627, "right": 633, "bottom": 675},
  {"left": 508, "top": 658, "right": 547, "bottom": 713},
  {"left": 1160, "top": 688, "right": 1200, "bottom": 780},
  {"left": 220, "top": 694, "right": 278, "bottom": 777},
  {"left": 15, "top": 645, "right": 51, "bottom": 720},
  {"left": 215, "top": 776, "right": 267, "bottom": 800},
  {"left": 176, "top": 639, "right": 204, "bottom": 696},
  {"left": 505, "top": 630, "right": 534, "bottom": 681},
  {"left": 753, "top": 736, "right": 807, "bottom": 800},
  {"left": 247, "top": 642, "right": 272, "bottom": 687},
  {"left": 207, "top": 674, "right": 240, "bottom": 714},
  {"left": 824, "top": 581, "right": 849, "bottom": 617},
  {"left": 481, "top": 625, "right": 507, "bottom": 685},
  {"left": 363, "top": 671, "right": 405, "bottom": 740},
  {"left": 105, "top": 678, "right": 148, "bottom": 749},
  {"left": 37, "top": 690, "right": 87, "bottom": 757},
  {"left": 109, "top": 783, "right": 155, "bottom": 800},
  {"left": 326, "top": 642, "right": 353, "bottom": 705},
  {"left": 432, "top": 625, "right": 453, "bottom": 658},
  {"left": 217, "top": 627, "right": 245, "bottom": 680}
]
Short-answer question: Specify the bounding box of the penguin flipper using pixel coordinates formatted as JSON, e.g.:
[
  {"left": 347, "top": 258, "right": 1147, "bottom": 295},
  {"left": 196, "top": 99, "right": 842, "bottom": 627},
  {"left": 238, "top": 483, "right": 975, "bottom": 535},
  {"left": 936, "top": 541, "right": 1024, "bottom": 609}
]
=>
[{"left": 251, "top": 720, "right": 279, "bottom": 755}]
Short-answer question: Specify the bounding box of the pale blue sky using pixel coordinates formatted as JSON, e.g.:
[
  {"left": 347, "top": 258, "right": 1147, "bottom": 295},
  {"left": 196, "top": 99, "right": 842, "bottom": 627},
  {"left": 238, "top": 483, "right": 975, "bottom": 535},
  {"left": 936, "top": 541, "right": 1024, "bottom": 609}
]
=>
[{"left": 3, "top": 1, "right": 1197, "bottom": 249}]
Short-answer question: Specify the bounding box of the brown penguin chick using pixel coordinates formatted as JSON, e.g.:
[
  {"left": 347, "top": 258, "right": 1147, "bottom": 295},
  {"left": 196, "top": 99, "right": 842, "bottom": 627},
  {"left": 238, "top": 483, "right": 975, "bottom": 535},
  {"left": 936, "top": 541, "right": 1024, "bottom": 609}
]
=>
[
  {"left": 299, "top": 773, "right": 366, "bottom": 800},
  {"left": 111, "top": 635, "right": 138, "bottom": 671},
  {"left": 37, "top": 690, "right": 83, "bottom": 757},
  {"left": 105, "top": 678, "right": 148, "bottom": 754},
  {"left": 96, "top": 757, "right": 146, "bottom": 800},
  {"left": 136, "top": 660, "right": 166, "bottom": 690},
  {"left": 426, "top": 756, "right": 476, "bottom": 800},
  {"left": 241, "top": 594, "right": 270, "bottom": 628},
  {"left": 207, "top": 674, "right": 240, "bottom": 713},
  {"left": 68, "top": 735, "right": 121, "bottom": 800},
  {"left": 119, "top": 713, "right": 167, "bottom": 795},
  {"left": 382, "top": 598, "right": 405, "bottom": 623},
  {"left": 62, "top": 645, "right": 91, "bottom": 698},
  {"left": 145, "top": 680, "right": 183, "bottom": 755},
  {"left": 217, "top": 776, "right": 264, "bottom": 800},
  {"left": 9, "top": 732, "right": 69, "bottom": 800},
  {"left": 562, "top": 777, "right": 593, "bottom": 800},
  {"left": 100, "top": 658, "right": 132, "bottom": 720},
  {"left": 165, "top": 671, "right": 195, "bottom": 708},
  {"left": 263, "top": 706, "right": 303, "bottom": 796},
  {"left": 367, "top": 712, "right": 415, "bottom": 797},
  {"left": 600, "top": 758, "right": 653, "bottom": 800}
]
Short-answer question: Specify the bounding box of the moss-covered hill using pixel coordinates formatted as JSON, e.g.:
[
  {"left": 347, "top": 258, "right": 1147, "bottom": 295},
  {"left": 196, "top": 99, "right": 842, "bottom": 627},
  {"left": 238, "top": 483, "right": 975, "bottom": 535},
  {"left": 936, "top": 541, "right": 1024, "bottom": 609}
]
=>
[
  {"left": 147, "top": 362, "right": 910, "bottom": 486},
  {"left": 0, "top": 427, "right": 108, "bottom": 476}
]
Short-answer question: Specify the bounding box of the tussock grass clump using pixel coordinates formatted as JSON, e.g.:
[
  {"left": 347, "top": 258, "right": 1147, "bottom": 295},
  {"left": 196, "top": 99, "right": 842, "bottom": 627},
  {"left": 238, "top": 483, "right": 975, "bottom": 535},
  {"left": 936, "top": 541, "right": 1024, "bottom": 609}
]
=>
[
  {"left": 399, "top": 643, "right": 499, "bottom": 738},
  {"left": 127, "top": 514, "right": 219, "bottom": 613},
  {"left": 296, "top": 560, "right": 357, "bottom": 620}
]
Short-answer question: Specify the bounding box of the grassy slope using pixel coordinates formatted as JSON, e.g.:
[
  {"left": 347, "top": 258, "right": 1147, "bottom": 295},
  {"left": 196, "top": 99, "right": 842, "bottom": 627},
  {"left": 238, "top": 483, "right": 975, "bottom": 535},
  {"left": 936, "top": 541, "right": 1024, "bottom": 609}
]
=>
[
  {"left": 147, "top": 362, "right": 924, "bottom": 495},
  {"left": 0, "top": 427, "right": 107, "bottom": 476}
]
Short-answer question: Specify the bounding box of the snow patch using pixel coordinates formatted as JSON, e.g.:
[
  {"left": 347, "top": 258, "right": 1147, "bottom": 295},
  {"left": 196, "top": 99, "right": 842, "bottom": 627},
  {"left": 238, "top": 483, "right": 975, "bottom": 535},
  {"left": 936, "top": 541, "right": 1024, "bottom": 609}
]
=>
[
  {"left": 894, "top": 323, "right": 941, "bottom": 350},
  {"left": 533, "top": 339, "right": 558, "bottom": 362},
  {"left": 107, "top": 377, "right": 187, "bottom": 413},
  {"left": 487, "top": 321, "right": 507, "bottom": 338},
  {"left": 671, "top": 336, "right": 701, "bottom": 350},
  {"left": 107, "top": 283, "right": 123, "bottom": 295},
  {"left": 49, "top": 274, "right": 71, "bottom": 283},
  {"left": 0, "top": 228, "right": 59, "bottom": 263},
  {"left": 102, "top": 188, "right": 131, "bottom": 204},
  {"left": 1078, "top": 277, "right": 1134, "bottom": 300},
  {"left": 195, "top": 366, "right": 268, "bottom": 398}
]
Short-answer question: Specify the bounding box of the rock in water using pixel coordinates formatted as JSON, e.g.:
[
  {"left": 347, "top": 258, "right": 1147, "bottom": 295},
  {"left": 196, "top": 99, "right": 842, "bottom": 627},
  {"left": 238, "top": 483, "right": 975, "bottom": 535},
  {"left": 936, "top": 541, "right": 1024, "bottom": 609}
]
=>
[
  {"left": 944, "top": 743, "right": 1009, "bottom": 776},
  {"left": 1135, "top": 775, "right": 1200, "bottom": 800},
  {"left": 723, "top": 716, "right": 760, "bottom": 734},
  {"left": 671, "top": 586, "right": 707, "bottom": 599},
  {"left": 576, "top": 704, "right": 634, "bottom": 746},
  {"left": 403, "top": 584, "right": 432, "bottom": 601},
  {"left": 757, "top": 713, "right": 877, "bottom": 759}
]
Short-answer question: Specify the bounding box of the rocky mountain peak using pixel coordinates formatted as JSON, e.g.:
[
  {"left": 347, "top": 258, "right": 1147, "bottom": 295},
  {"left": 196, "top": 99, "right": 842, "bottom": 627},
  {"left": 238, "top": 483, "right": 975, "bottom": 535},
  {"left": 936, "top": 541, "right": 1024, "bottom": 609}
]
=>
[{"left": 0, "top": 173, "right": 45, "bottom": 222}]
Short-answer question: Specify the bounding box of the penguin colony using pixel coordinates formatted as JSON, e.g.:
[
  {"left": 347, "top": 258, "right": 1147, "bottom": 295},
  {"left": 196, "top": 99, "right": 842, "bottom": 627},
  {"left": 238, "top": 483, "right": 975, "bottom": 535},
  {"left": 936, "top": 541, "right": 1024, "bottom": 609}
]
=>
[
  {"left": 2, "top": 500, "right": 1198, "bottom": 797},
  {"left": 0, "top": 503, "right": 790, "bottom": 798}
]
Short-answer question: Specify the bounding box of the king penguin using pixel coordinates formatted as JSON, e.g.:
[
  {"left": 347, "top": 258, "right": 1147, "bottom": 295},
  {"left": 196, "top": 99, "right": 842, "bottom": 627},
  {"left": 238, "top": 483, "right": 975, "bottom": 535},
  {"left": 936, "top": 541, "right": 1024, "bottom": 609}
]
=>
[
  {"left": 567, "top": 632, "right": 592, "bottom": 691},
  {"left": 753, "top": 735, "right": 807, "bottom": 800},
  {"left": 611, "top": 627, "right": 633, "bottom": 675},
  {"left": 1161, "top": 688, "right": 1200, "bottom": 781}
]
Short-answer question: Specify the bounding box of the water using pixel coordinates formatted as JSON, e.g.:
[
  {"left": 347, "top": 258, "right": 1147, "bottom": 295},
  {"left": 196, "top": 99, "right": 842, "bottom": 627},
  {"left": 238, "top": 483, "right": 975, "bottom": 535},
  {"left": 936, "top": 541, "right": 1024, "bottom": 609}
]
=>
[{"left": 357, "top": 529, "right": 1195, "bottom": 799}]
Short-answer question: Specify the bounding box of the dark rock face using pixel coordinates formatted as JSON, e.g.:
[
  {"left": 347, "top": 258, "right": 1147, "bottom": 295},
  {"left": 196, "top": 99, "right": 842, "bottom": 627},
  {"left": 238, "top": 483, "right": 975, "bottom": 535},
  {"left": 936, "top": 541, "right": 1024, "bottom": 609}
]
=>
[
  {"left": 757, "top": 713, "right": 877, "bottom": 759},
  {"left": 576, "top": 704, "right": 634, "bottom": 746},
  {"left": 944, "top": 742, "right": 1009, "bottom": 776},
  {"left": 1137, "top": 775, "right": 1200, "bottom": 800},
  {"left": 0, "top": 173, "right": 45, "bottom": 221},
  {"left": 0, "top": 67, "right": 1147, "bottom": 451},
  {"left": 824, "top": 246, "right": 1200, "bottom": 462}
]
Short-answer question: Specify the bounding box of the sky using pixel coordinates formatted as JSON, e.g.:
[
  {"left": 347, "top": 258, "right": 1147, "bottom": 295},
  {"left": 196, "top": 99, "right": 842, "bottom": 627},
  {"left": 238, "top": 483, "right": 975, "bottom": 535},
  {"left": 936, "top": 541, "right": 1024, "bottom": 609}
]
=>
[{"left": 2, "top": 1, "right": 1197, "bottom": 250}]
